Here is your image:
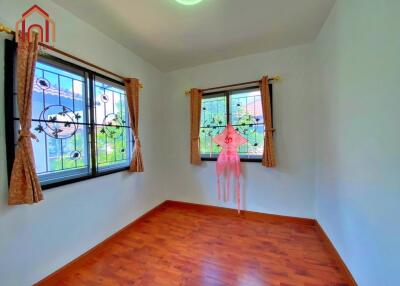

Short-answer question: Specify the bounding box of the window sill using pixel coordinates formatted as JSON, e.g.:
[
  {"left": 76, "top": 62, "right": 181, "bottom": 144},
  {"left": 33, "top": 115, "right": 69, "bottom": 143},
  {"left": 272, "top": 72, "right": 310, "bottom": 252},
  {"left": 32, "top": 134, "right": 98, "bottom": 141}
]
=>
[
  {"left": 41, "top": 167, "right": 130, "bottom": 190},
  {"left": 201, "top": 158, "right": 262, "bottom": 163}
]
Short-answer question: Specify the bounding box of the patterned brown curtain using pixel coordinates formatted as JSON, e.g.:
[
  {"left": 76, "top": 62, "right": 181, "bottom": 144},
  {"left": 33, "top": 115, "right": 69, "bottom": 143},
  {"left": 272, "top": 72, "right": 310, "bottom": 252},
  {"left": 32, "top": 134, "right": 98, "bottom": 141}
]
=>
[
  {"left": 260, "top": 76, "right": 276, "bottom": 167},
  {"left": 124, "top": 78, "right": 144, "bottom": 172},
  {"left": 189, "top": 88, "right": 202, "bottom": 164},
  {"left": 8, "top": 33, "right": 43, "bottom": 205}
]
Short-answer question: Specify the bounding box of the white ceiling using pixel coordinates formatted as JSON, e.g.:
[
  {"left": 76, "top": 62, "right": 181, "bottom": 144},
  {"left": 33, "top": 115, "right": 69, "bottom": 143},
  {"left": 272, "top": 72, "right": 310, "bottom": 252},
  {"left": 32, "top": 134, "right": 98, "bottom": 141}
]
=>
[{"left": 52, "top": 0, "right": 335, "bottom": 72}]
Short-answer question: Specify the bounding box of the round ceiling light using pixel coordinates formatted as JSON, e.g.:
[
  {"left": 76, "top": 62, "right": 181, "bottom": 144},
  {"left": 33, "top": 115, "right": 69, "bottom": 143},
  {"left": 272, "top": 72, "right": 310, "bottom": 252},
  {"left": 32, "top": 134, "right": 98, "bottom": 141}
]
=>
[{"left": 175, "top": 0, "right": 203, "bottom": 5}]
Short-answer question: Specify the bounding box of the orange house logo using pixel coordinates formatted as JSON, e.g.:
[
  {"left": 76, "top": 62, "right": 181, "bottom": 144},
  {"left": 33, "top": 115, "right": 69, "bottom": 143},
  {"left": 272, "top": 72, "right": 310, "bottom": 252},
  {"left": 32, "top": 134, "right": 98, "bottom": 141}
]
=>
[{"left": 15, "top": 5, "right": 56, "bottom": 45}]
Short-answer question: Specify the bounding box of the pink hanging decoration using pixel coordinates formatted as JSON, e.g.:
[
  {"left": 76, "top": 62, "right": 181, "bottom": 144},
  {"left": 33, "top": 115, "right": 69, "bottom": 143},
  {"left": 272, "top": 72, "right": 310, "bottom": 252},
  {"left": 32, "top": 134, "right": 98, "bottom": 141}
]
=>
[{"left": 212, "top": 124, "right": 247, "bottom": 213}]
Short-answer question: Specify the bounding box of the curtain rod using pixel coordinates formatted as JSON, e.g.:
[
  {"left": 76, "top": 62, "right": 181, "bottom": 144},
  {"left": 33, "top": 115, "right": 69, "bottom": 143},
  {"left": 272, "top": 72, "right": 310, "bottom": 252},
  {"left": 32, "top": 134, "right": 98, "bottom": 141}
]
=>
[
  {"left": 184, "top": 76, "right": 281, "bottom": 96},
  {"left": 0, "top": 22, "right": 143, "bottom": 88}
]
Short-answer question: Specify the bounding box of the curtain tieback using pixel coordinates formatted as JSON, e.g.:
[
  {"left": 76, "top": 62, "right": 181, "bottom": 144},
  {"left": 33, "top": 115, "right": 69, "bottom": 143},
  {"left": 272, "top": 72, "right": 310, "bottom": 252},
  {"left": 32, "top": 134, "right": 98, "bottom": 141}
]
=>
[
  {"left": 192, "top": 137, "right": 200, "bottom": 141},
  {"left": 134, "top": 136, "right": 141, "bottom": 148},
  {"left": 266, "top": 128, "right": 276, "bottom": 133},
  {"left": 19, "top": 129, "right": 39, "bottom": 142}
]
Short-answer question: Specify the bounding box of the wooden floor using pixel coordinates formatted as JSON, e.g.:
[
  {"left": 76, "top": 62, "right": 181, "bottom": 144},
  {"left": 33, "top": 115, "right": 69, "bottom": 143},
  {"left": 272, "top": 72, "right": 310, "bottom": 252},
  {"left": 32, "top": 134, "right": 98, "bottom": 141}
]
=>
[{"left": 38, "top": 201, "right": 351, "bottom": 286}]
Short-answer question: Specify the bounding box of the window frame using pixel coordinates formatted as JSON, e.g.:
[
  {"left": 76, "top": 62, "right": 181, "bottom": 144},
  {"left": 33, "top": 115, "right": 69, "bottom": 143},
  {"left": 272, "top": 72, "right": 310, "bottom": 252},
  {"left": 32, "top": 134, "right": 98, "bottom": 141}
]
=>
[
  {"left": 200, "top": 84, "right": 273, "bottom": 163},
  {"left": 4, "top": 39, "right": 133, "bottom": 190}
]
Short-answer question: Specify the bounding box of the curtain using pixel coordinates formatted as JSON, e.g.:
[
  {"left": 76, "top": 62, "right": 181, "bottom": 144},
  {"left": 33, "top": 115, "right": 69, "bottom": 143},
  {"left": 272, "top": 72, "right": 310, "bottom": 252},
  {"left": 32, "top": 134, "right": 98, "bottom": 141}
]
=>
[
  {"left": 8, "top": 33, "right": 43, "bottom": 205},
  {"left": 124, "top": 78, "right": 144, "bottom": 172},
  {"left": 189, "top": 88, "right": 202, "bottom": 164},
  {"left": 260, "top": 76, "right": 276, "bottom": 167}
]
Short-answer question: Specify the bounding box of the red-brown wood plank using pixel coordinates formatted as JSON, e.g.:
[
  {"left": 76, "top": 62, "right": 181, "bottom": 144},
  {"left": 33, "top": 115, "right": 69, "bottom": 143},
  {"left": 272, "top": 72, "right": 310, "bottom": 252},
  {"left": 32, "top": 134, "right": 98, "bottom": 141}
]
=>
[{"left": 36, "top": 201, "right": 351, "bottom": 286}]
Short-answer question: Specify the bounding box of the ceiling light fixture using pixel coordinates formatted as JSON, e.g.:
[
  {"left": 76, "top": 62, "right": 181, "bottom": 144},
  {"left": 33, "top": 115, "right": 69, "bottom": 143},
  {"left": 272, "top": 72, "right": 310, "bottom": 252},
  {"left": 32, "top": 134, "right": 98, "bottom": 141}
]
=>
[{"left": 175, "top": 0, "right": 203, "bottom": 5}]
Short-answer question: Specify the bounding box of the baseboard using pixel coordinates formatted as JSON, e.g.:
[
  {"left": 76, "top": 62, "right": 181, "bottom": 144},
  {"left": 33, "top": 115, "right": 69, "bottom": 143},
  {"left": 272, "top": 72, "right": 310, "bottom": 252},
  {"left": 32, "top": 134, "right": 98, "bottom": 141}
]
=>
[
  {"left": 35, "top": 199, "right": 357, "bottom": 286},
  {"left": 34, "top": 200, "right": 169, "bottom": 286},
  {"left": 315, "top": 221, "right": 358, "bottom": 286},
  {"left": 164, "top": 200, "right": 316, "bottom": 225}
]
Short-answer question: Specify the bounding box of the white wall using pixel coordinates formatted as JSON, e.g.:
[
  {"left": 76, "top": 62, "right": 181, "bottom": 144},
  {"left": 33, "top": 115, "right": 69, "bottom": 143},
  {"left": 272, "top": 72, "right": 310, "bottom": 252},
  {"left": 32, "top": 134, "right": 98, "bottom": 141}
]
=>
[
  {"left": 0, "top": 1, "right": 166, "bottom": 285},
  {"left": 313, "top": 1, "right": 400, "bottom": 285},
  {"left": 163, "top": 45, "right": 316, "bottom": 218}
]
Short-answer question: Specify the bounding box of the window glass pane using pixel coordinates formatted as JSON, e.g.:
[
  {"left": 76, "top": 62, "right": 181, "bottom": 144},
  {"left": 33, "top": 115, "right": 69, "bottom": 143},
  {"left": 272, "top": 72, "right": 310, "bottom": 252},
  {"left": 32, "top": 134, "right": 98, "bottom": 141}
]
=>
[
  {"left": 200, "top": 93, "right": 226, "bottom": 158},
  {"left": 28, "top": 60, "right": 91, "bottom": 185},
  {"left": 94, "top": 76, "right": 132, "bottom": 172},
  {"left": 197, "top": 87, "right": 267, "bottom": 160},
  {"left": 230, "top": 88, "right": 264, "bottom": 158},
  {"left": 10, "top": 53, "right": 134, "bottom": 187}
]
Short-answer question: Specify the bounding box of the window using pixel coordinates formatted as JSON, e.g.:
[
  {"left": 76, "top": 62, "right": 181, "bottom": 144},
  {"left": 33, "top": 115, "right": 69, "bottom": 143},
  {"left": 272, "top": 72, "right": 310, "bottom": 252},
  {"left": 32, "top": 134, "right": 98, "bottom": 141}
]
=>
[
  {"left": 199, "top": 85, "right": 272, "bottom": 161},
  {"left": 5, "top": 40, "right": 133, "bottom": 189}
]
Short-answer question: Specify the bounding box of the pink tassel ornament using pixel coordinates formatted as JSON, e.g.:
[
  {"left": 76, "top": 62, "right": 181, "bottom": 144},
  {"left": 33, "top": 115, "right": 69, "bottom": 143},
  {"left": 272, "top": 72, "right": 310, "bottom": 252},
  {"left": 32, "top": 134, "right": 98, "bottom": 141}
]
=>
[{"left": 212, "top": 124, "right": 247, "bottom": 213}]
